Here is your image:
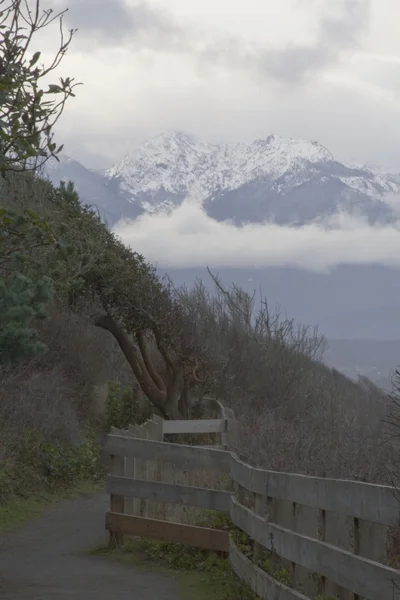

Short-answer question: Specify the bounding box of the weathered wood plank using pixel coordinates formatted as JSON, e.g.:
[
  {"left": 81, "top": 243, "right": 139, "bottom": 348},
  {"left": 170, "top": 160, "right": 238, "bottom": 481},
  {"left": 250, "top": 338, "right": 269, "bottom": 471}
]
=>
[
  {"left": 230, "top": 453, "right": 267, "bottom": 495},
  {"left": 266, "top": 471, "right": 399, "bottom": 527},
  {"left": 215, "top": 401, "right": 226, "bottom": 418},
  {"left": 224, "top": 407, "right": 237, "bottom": 449},
  {"left": 123, "top": 428, "right": 136, "bottom": 516},
  {"left": 110, "top": 426, "right": 122, "bottom": 435},
  {"left": 109, "top": 447, "right": 125, "bottom": 546},
  {"left": 131, "top": 425, "right": 149, "bottom": 517},
  {"left": 128, "top": 425, "right": 142, "bottom": 516},
  {"left": 230, "top": 497, "right": 400, "bottom": 600},
  {"left": 106, "top": 511, "right": 229, "bottom": 552},
  {"left": 107, "top": 476, "right": 231, "bottom": 513},
  {"left": 104, "top": 435, "right": 230, "bottom": 473},
  {"left": 162, "top": 418, "right": 226, "bottom": 435},
  {"left": 106, "top": 433, "right": 399, "bottom": 527},
  {"left": 231, "top": 449, "right": 399, "bottom": 528},
  {"left": 229, "top": 537, "right": 309, "bottom": 600},
  {"left": 202, "top": 397, "right": 225, "bottom": 418},
  {"left": 198, "top": 444, "right": 224, "bottom": 450},
  {"left": 145, "top": 417, "right": 164, "bottom": 519},
  {"left": 253, "top": 490, "right": 264, "bottom": 562}
]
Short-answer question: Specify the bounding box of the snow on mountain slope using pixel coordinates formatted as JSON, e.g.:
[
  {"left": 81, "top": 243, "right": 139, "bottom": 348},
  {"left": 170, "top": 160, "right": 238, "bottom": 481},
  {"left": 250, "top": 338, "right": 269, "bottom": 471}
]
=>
[
  {"left": 45, "top": 131, "right": 400, "bottom": 226},
  {"left": 103, "top": 131, "right": 399, "bottom": 225},
  {"left": 106, "top": 131, "right": 336, "bottom": 200}
]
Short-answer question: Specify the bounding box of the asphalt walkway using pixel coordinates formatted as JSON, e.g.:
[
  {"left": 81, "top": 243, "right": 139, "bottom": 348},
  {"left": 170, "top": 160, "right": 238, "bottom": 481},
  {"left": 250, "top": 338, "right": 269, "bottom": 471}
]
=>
[{"left": 0, "top": 492, "right": 181, "bottom": 600}]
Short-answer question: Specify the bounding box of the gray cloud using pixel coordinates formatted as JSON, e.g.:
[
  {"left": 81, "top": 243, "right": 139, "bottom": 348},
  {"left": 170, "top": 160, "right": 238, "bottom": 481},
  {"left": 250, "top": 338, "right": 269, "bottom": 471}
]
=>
[
  {"left": 56, "top": 68, "right": 400, "bottom": 171},
  {"left": 199, "top": 0, "right": 370, "bottom": 83},
  {"left": 66, "top": 0, "right": 134, "bottom": 40},
  {"left": 50, "top": 0, "right": 399, "bottom": 171},
  {"left": 62, "top": 0, "right": 370, "bottom": 82},
  {"left": 64, "top": 0, "right": 183, "bottom": 47}
]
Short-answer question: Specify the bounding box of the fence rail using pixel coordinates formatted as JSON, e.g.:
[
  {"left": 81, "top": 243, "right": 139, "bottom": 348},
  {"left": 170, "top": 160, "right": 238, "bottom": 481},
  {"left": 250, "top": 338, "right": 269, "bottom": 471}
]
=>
[
  {"left": 105, "top": 435, "right": 231, "bottom": 473},
  {"left": 162, "top": 418, "right": 227, "bottom": 435},
  {"left": 104, "top": 402, "right": 400, "bottom": 600}
]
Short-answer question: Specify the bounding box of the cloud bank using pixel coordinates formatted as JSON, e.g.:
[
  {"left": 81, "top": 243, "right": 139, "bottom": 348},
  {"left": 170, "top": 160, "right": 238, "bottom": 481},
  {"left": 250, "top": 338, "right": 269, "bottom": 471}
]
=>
[{"left": 113, "top": 198, "right": 400, "bottom": 273}]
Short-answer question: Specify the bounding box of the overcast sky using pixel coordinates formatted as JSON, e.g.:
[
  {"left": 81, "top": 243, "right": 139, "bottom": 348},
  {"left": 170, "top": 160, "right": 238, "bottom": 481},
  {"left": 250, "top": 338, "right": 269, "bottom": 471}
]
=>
[{"left": 41, "top": 0, "right": 400, "bottom": 170}]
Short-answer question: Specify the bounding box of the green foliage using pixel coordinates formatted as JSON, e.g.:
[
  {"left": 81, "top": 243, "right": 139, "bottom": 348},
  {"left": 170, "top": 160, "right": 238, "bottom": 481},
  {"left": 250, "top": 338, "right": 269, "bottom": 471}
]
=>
[
  {"left": 0, "top": 464, "right": 14, "bottom": 502},
  {"left": 40, "top": 437, "right": 102, "bottom": 485},
  {"left": 0, "top": 170, "right": 160, "bottom": 380},
  {"left": 257, "top": 554, "right": 292, "bottom": 586},
  {"left": 136, "top": 538, "right": 229, "bottom": 572},
  {"left": 0, "top": 433, "right": 46, "bottom": 502},
  {"left": 94, "top": 501, "right": 292, "bottom": 598},
  {"left": 197, "top": 510, "right": 236, "bottom": 532},
  {"left": 0, "top": 432, "right": 103, "bottom": 504},
  {"left": 0, "top": 197, "right": 68, "bottom": 368},
  {"left": 115, "top": 509, "right": 291, "bottom": 597},
  {"left": 105, "top": 382, "right": 144, "bottom": 430},
  {"left": 0, "top": 0, "right": 80, "bottom": 173},
  {"left": 0, "top": 205, "right": 60, "bottom": 271},
  {"left": 0, "top": 272, "right": 52, "bottom": 365}
]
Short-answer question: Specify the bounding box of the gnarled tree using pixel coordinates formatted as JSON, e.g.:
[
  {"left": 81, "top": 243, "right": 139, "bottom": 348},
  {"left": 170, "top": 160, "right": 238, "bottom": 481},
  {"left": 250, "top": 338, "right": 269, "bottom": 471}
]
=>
[{"left": 57, "top": 184, "right": 208, "bottom": 420}]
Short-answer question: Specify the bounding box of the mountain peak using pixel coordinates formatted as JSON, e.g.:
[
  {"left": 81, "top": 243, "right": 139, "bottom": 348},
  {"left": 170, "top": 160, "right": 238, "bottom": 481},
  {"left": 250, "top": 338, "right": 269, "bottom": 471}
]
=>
[
  {"left": 252, "top": 134, "right": 333, "bottom": 165},
  {"left": 45, "top": 130, "right": 400, "bottom": 227},
  {"left": 101, "top": 130, "right": 399, "bottom": 220},
  {"left": 105, "top": 130, "right": 336, "bottom": 196}
]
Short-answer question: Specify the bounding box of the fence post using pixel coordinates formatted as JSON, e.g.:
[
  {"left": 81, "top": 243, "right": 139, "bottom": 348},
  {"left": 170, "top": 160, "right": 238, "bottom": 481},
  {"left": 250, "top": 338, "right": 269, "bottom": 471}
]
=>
[
  {"left": 220, "top": 408, "right": 228, "bottom": 450},
  {"left": 253, "top": 491, "right": 264, "bottom": 563},
  {"left": 137, "top": 424, "right": 149, "bottom": 518},
  {"left": 128, "top": 424, "right": 141, "bottom": 516},
  {"left": 225, "top": 407, "right": 237, "bottom": 450},
  {"left": 122, "top": 428, "right": 134, "bottom": 516},
  {"left": 145, "top": 416, "right": 164, "bottom": 519},
  {"left": 353, "top": 517, "right": 389, "bottom": 600},
  {"left": 108, "top": 427, "right": 125, "bottom": 547},
  {"left": 152, "top": 415, "right": 164, "bottom": 485}
]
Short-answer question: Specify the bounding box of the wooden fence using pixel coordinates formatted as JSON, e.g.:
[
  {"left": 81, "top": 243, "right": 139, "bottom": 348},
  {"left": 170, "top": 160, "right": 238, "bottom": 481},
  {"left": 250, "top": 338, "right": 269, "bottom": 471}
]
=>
[{"left": 104, "top": 405, "right": 400, "bottom": 600}]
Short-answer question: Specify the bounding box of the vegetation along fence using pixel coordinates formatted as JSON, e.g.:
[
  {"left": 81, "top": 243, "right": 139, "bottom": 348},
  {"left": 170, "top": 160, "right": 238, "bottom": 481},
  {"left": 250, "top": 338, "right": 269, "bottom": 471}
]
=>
[{"left": 104, "top": 402, "right": 400, "bottom": 600}]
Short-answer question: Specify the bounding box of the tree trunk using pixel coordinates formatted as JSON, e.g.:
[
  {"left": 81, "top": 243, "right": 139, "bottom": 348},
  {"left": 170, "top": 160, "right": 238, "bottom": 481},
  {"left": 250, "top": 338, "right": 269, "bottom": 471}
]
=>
[
  {"left": 165, "top": 360, "right": 185, "bottom": 419},
  {"left": 95, "top": 314, "right": 184, "bottom": 419}
]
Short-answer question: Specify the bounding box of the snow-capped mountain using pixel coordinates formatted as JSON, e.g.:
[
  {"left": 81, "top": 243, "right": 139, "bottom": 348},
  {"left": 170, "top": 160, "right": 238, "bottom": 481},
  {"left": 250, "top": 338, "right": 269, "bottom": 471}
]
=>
[
  {"left": 45, "top": 131, "right": 400, "bottom": 226},
  {"left": 106, "top": 131, "right": 334, "bottom": 198}
]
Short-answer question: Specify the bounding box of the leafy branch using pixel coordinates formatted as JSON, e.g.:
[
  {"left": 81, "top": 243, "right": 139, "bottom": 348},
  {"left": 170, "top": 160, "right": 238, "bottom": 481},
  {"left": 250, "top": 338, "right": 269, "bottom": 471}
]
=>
[{"left": 0, "top": 0, "right": 80, "bottom": 173}]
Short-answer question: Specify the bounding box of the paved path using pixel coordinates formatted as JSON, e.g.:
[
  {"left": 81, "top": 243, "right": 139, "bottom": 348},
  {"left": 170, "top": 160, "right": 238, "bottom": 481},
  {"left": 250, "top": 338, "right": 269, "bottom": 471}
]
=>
[{"left": 0, "top": 493, "right": 181, "bottom": 600}]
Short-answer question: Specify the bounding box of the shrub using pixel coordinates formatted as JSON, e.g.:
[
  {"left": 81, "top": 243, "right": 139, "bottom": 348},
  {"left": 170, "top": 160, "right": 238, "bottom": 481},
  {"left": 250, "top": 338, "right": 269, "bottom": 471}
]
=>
[
  {"left": 0, "top": 432, "right": 103, "bottom": 504},
  {"left": 105, "top": 382, "right": 145, "bottom": 431},
  {"left": 0, "top": 273, "right": 53, "bottom": 366},
  {"left": 40, "top": 436, "right": 101, "bottom": 485}
]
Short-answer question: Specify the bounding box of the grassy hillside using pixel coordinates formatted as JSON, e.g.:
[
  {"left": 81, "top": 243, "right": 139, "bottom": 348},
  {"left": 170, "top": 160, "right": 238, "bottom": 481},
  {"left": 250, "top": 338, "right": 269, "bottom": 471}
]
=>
[{"left": 0, "top": 166, "right": 396, "bottom": 518}]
